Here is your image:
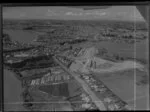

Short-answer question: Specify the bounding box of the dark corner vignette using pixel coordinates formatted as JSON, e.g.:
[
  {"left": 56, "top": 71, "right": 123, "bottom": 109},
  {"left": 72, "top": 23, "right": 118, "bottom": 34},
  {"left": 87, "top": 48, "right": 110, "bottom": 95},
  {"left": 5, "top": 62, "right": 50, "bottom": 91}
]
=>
[
  {"left": 1, "top": 2, "right": 150, "bottom": 111},
  {"left": 0, "top": 4, "right": 3, "bottom": 112}
]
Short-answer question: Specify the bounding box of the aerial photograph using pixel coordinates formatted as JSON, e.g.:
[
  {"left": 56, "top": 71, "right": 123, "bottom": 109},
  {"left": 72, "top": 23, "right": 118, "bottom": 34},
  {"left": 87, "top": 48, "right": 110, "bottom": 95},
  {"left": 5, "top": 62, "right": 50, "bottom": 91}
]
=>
[{"left": 3, "top": 6, "right": 149, "bottom": 111}]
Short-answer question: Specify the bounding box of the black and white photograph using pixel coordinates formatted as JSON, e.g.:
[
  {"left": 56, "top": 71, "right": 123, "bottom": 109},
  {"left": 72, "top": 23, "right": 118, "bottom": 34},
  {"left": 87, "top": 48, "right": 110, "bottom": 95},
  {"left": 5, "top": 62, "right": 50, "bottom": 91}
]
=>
[{"left": 2, "top": 4, "right": 149, "bottom": 111}]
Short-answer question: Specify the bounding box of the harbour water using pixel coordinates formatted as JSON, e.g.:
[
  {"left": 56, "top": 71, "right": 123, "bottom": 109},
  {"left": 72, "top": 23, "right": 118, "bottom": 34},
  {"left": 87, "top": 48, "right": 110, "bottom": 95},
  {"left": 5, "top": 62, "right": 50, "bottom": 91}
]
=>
[
  {"left": 3, "top": 29, "right": 149, "bottom": 60},
  {"left": 4, "top": 69, "right": 27, "bottom": 111},
  {"left": 3, "top": 29, "right": 43, "bottom": 43}
]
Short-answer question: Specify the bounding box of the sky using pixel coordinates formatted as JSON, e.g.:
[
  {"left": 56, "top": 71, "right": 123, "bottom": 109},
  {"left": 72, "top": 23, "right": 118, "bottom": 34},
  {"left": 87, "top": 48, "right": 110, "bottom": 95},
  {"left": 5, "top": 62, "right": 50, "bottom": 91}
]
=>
[{"left": 3, "top": 6, "right": 145, "bottom": 21}]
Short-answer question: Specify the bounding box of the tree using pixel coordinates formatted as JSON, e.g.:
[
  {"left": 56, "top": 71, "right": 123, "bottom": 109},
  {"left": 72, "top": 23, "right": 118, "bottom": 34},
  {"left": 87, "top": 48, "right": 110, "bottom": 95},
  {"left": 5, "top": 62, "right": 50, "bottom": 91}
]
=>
[
  {"left": 115, "top": 55, "right": 120, "bottom": 60},
  {"left": 120, "top": 57, "right": 124, "bottom": 61}
]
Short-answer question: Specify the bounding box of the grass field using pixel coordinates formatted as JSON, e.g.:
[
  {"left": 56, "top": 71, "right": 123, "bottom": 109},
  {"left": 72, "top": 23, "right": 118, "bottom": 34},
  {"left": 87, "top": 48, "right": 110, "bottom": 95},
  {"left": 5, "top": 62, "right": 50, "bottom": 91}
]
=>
[{"left": 93, "top": 70, "right": 149, "bottom": 110}]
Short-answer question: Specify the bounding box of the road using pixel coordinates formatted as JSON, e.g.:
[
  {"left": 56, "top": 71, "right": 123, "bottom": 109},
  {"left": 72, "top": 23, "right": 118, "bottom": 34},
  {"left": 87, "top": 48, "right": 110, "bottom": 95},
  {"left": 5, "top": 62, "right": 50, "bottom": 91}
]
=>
[
  {"left": 53, "top": 56, "right": 106, "bottom": 110},
  {"left": 70, "top": 47, "right": 145, "bottom": 74}
]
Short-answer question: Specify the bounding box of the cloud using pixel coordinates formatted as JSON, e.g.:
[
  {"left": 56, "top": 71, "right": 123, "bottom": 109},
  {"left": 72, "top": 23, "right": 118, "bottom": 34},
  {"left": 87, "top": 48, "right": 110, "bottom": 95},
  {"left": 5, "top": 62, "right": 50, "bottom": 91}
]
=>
[
  {"left": 85, "top": 12, "right": 92, "bottom": 15},
  {"left": 85, "top": 11, "right": 106, "bottom": 16},
  {"left": 3, "top": 6, "right": 145, "bottom": 21},
  {"left": 46, "top": 9, "right": 57, "bottom": 16},
  {"left": 19, "top": 13, "right": 26, "bottom": 17},
  {"left": 65, "top": 12, "right": 83, "bottom": 16},
  {"left": 95, "top": 12, "right": 106, "bottom": 16},
  {"left": 65, "top": 12, "right": 73, "bottom": 15},
  {"left": 65, "top": 11, "right": 106, "bottom": 17}
]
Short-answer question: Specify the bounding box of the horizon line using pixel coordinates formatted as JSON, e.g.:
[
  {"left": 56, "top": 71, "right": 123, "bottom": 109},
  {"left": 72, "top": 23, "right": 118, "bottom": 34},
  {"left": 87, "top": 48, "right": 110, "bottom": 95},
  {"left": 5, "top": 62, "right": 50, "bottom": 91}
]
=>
[{"left": 3, "top": 18, "right": 145, "bottom": 22}]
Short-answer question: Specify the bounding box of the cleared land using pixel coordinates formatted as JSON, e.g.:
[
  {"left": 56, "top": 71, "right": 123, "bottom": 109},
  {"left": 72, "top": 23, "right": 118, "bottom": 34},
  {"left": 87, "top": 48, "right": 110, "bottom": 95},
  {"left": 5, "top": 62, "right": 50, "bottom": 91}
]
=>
[
  {"left": 70, "top": 47, "right": 149, "bottom": 110},
  {"left": 70, "top": 47, "right": 145, "bottom": 74}
]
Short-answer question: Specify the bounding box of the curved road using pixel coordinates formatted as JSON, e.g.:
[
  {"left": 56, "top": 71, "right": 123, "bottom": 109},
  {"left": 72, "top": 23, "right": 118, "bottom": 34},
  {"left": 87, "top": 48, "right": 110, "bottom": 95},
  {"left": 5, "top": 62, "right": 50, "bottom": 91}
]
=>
[{"left": 53, "top": 56, "right": 106, "bottom": 110}]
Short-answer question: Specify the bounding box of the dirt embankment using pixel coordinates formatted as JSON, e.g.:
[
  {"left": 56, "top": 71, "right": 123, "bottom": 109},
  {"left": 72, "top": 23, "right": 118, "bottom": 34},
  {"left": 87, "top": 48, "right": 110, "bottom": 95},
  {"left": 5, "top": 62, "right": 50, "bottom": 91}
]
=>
[{"left": 70, "top": 47, "right": 146, "bottom": 74}]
